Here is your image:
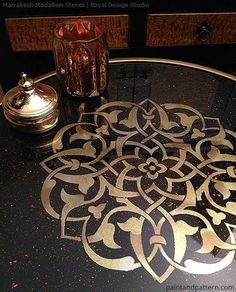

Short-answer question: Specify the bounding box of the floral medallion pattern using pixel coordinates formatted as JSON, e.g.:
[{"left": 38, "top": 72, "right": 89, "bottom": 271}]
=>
[{"left": 41, "top": 99, "right": 236, "bottom": 283}]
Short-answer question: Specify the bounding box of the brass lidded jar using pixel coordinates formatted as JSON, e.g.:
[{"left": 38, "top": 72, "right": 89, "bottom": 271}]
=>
[{"left": 2, "top": 73, "right": 60, "bottom": 134}]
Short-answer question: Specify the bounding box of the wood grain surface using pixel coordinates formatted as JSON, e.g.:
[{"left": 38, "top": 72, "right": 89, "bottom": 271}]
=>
[
  {"left": 5, "top": 15, "right": 129, "bottom": 51},
  {"left": 147, "top": 13, "right": 236, "bottom": 47}
]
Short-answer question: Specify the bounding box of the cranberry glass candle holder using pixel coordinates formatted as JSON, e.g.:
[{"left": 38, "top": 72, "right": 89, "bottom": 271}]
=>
[{"left": 53, "top": 19, "right": 109, "bottom": 98}]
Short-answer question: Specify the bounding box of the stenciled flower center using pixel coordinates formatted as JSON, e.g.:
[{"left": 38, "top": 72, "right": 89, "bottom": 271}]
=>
[
  {"left": 138, "top": 157, "right": 167, "bottom": 180},
  {"left": 149, "top": 165, "right": 156, "bottom": 171}
]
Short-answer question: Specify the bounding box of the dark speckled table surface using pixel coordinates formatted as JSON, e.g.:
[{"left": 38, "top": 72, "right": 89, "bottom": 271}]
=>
[{"left": 1, "top": 59, "right": 236, "bottom": 292}]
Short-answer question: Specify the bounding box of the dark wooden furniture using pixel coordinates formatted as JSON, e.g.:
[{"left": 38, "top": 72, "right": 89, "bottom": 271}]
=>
[
  {"left": 147, "top": 13, "right": 236, "bottom": 47},
  {"left": 5, "top": 15, "right": 129, "bottom": 51},
  {"left": 5, "top": 13, "right": 236, "bottom": 51},
  {"left": 1, "top": 1, "right": 236, "bottom": 92}
]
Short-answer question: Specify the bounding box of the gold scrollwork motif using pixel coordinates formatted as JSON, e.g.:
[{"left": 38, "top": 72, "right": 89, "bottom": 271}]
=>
[{"left": 41, "top": 99, "right": 236, "bottom": 283}]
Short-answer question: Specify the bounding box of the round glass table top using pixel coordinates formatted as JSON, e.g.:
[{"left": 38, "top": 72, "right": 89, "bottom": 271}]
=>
[{"left": 1, "top": 58, "right": 236, "bottom": 291}]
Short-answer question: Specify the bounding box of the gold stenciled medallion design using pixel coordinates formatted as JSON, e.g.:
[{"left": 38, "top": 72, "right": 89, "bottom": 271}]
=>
[{"left": 41, "top": 99, "right": 236, "bottom": 283}]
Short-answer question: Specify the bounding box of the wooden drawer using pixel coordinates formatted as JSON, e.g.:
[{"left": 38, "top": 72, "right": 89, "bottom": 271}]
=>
[
  {"left": 147, "top": 13, "right": 236, "bottom": 47},
  {"left": 5, "top": 15, "right": 129, "bottom": 51}
]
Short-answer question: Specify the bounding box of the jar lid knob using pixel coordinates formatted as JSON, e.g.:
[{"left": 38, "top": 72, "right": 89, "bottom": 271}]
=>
[
  {"left": 18, "top": 72, "right": 34, "bottom": 91},
  {"left": 21, "top": 72, "right": 27, "bottom": 80}
]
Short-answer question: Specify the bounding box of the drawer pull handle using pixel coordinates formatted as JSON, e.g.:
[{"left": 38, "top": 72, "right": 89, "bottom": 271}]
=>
[{"left": 196, "top": 22, "right": 212, "bottom": 42}]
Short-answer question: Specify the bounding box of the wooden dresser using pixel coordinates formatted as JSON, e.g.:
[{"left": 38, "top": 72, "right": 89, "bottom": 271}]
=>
[{"left": 0, "top": 0, "right": 236, "bottom": 90}]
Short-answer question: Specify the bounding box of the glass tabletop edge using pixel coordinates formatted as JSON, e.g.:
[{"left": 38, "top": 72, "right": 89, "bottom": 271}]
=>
[{"left": 34, "top": 57, "right": 236, "bottom": 83}]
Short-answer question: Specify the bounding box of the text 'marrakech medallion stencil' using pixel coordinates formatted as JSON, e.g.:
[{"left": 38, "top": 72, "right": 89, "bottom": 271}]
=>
[{"left": 41, "top": 99, "right": 236, "bottom": 283}]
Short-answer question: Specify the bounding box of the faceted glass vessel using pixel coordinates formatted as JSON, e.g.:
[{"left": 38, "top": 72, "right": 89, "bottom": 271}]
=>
[{"left": 53, "top": 19, "right": 109, "bottom": 98}]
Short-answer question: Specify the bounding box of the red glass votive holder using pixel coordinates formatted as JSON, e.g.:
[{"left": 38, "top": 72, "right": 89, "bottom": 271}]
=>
[{"left": 53, "top": 19, "right": 109, "bottom": 98}]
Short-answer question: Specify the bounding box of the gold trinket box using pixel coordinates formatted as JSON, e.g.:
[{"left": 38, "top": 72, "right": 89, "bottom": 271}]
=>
[{"left": 2, "top": 73, "right": 60, "bottom": 133}]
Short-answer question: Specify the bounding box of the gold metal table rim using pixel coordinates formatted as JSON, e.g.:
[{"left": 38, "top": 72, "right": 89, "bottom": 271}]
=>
[{"left": 34, "top": 57, "right": 236, "bottom": 83}]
